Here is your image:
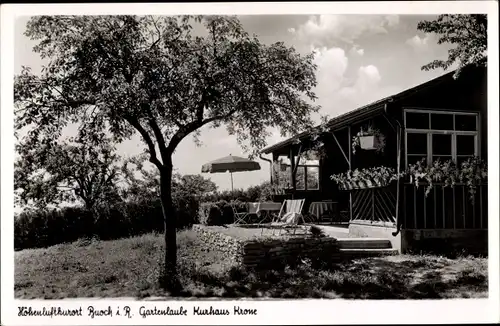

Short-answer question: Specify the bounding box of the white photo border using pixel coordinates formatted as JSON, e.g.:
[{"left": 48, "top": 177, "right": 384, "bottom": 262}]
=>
[{"left": 1, "top": 2, "right": 499, "bottom": 325}]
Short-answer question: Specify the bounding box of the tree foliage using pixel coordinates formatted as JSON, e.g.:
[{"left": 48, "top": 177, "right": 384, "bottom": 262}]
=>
[
  {"left": 417, "top": 14, "right": 487, "bottom": 78},
  {"left": 15, "top": 137, "right": 122, "bottom": 211},
  {"left": 15, "top": 15, "right": 318, "bottom": 163},
  {"left": 172, "top": 174, "right": 218, "bottom": 200},
  {"left": 15, "top": 15, "right": 319, "bottom": 288},
  {"left": 121, "top": 154, "right": 217, "bottom": 202},
  {"left": 120, "top": 154, "right": 161, "bottom": 201}
]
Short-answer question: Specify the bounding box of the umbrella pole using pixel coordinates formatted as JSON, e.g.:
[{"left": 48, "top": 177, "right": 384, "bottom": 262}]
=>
[{"left": 230, "top": 172, "right": 234, "bottom": 191}]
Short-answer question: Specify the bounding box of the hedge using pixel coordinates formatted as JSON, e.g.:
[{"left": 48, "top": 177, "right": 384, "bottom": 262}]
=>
[
  {"left": 198, "top": 200, "right": 249, "bottom": 226},
  {"left": 14, "top": 181, "right": 276, "bottom": 250},
  {"left": 14, "top": 197, "right": 199, "bottom": 251},
  {"left": 201, "top": 181, "right": 275, "bottom": 203}
]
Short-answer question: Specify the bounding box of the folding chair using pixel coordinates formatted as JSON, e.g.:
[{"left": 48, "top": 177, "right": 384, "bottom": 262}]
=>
[
  {"left": 272, "top": 199, "right": 306, "bottom": 235},
  {"left": 232, "top": 202, "right": 249, "bottom": 224}
]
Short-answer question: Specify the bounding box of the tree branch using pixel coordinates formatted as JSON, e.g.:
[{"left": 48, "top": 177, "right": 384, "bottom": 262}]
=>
[
  {"left": 44, "top": 80, "right": 97, "bottom": 108},
  {"left": 140, "top": 103, "right": 170, "bottom": 165},
  {"left": 150, "top": 17, "right": 162, "bottom": 49},
  {"left": 195, "top": 93, "right": 206, "bottom": 122},
  {"left": 92, "top": 168, "right": 117, "bottom": 205},
  {"left": 148, "top": 118, "right": 170, "bottom": 164},
  {"left": 56, "top": 186, "right": 76, "bottom": 192},
  {"left": 167, "top": 108, "right": 238, "bottom": 153},
  {"left": 125, "top": 116, "right": 163, "bottom": 170}
]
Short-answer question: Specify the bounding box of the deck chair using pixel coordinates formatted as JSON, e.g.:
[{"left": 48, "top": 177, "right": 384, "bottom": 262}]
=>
[
  {"left": 232, "top": 202, "right": 249, "bottom": 224},
  {"left": 272, "top": 199, "right": 306, "bottom": 235}
]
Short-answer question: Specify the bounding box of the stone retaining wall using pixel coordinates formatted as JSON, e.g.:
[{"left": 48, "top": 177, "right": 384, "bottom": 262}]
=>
[
  {"left": 193, "top": 224, "right": 244, "bottom": 263},
  {"left": 192, "top": 224, "right": 339, "bottom": 268}
]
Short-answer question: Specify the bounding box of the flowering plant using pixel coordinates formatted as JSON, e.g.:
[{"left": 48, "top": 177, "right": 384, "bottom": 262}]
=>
[
  {"left": 406, "top": 157, "right": 487, "bottom": 200},
  {"left": 352, "top": 125, "right": 386, "bottom": 154},
  {"left": 330, "top": 166, "right": 403, "bottom": 190}
]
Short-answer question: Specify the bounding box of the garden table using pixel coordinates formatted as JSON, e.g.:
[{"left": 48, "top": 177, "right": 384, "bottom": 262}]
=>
[
  {"left": 308, "top": 201, "right": 338, "bottom": 223},
  {"left": 248, "top": 202, "right": 282, "bottom": 223}
]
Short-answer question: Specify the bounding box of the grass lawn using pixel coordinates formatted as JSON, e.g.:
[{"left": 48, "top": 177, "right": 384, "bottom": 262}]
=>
[{"left": 15, "top": 230, "right": 488, "bottom": 299}]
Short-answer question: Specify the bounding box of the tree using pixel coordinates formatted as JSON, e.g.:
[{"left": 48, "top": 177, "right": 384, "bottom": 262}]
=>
[
  {"left": 15, "top": 15, "right": 319, "bottom": 290},
  {"left": 417, "top": 14, "right": 487, "bottom": 78},
  {"left": 172, "top": 174, "right": 218, "bottom": 201},
  {"left": 14, "top": 136, "right": 122, "bottom": 211},
  {"left": 120, "top": 154, "right": 161, "bottom": 202},
  {"left": 121, "top": 154, "right": 217, "bottom": 202}
]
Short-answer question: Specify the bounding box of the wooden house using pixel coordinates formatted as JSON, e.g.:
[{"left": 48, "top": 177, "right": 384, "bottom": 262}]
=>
[{"left": 260, "top": 66, "right": 488, "bottom": 255}]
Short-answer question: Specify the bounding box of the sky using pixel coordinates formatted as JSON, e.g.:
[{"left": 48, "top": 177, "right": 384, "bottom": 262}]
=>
[{"left": 14, "top": 14, "right": 454, "bottom": 192}]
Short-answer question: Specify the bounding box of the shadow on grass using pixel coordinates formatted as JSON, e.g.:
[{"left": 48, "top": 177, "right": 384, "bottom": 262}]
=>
[{"left": 176, "top": 256, "right": 487, "bottom": 299}]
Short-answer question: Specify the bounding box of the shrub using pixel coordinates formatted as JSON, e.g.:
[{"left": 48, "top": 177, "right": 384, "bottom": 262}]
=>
[
  {"left": 174, "top": 195, "right": 200, "bottom": 229},
  {"left": 14, "top": 180, "right": 280, "bottom": 250},
  {"left": 199, "top": 200, "right": 247, "bottom": 226},
  {"left": 201, "top": 181, "right": 278, "bottom": 204},
  {"left": 94, "top": 203, "right": 132, "bottom": 240},
  {"left": 14, "top": 196, "right": 200, "bottom": 251},
  {"left": 202, "top": 189, "right": 249, "bottom": 203},
  {"left": 14, "top": 206, "right": 94, "bottom": 250},
  {"left": 245, "top": 181, "right": 276, "bottom": 202}
]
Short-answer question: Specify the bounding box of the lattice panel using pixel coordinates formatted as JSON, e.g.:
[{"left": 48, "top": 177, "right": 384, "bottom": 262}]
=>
[
  {"left": 352, "top": 189, "right": 372, "bottom": 221},
  {"left": 352, "top": 187, "right": 397, "bottom": 224}
]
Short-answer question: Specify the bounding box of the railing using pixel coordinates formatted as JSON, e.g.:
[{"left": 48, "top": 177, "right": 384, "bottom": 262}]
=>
[
  {"left": 402, "top": 183, "right": 488, "bottom": 229},
  {"left": 351, "top": 184, "right": 397, "bottom": 225}
]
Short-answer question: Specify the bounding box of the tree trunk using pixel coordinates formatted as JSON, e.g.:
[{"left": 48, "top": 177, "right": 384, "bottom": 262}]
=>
[{"left": 159, "top": 160, "right": 180, "bottom": 292}]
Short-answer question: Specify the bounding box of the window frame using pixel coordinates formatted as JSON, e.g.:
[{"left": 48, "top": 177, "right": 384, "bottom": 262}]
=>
[
  {"left": 404, "top": 108, "right": 480, "bottom": 166},
  {"left": 305, "top": 165, "right": 320, "bottom": 191},
  {"left": 274, "top": 158, "right": 321, "bottom": 191},
  {"left": 294, "top": 164, "right": 321, "bottom": 191}
]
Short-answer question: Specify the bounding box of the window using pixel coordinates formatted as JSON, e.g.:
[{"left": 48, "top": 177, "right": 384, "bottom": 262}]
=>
[
  {"left": 406, "top": 133, "right": 427, "bottom": 165},
  {"left": 456, "top": 135, "right": 476, "bottom": 165},
  {"left": 404, "top": 109, "right": 479, "bottom": 166},
  {"left": 277, "top": 165, "right": 291, "bottom": 189},
  {"left": 432, "top": 134, "right": 452, "bottom": 162},
  {"left": 296, "top": 166, "right": 306, "bottom": 190},
  {"left": 273, "top": 155, "right": 320, "bottom": 191},
  {"left": 306, "top": 166, "right": 320, "bottom": 190},
  {"left": 405, "top": 111, "right": 429, "bottom": 129}
]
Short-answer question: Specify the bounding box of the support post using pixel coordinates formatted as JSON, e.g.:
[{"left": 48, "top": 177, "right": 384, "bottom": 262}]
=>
[
  {"left": 271, "top": 152, "right": 279, "bottom": 187},
  {"left": 332, "top": 131, "right": 350, "bottom": 165},
  {"left": 396, "top": 124, "right": 401, "bottom": 226},
  {"left": 480, "top": 186, "right": 483, "bottom": 229},
  {"left": 348, "top": 126, "right": 352, "bottom": 222},
  {"left": 230, "top": 172, "right": 234, "bottom": 192},
  {"left": 293, "top": 144, "right": 303, "bottom": 176},
  {"left": 388, "top": 109, "right": 403, "bottom": 236},
  {"left": 348, "top": 127, "right": 352, "bottom": 170},
  {"left": 289, "top": 147, "right": 296, "bottom": 199}
]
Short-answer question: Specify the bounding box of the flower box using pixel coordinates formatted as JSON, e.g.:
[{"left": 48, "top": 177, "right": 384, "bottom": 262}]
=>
[
  {"left": 337, "top": 179, "right": 389, "bottom": 190},
  {"left": 406, "top": 157, "right": 488, "bottom": 201},
  {"left": 338, "top": 182, "right": 350, "bottom": 190},
  {"left": 374, "top": 178, "right": 388, "bottom": 187},
  {"left": 357, "top": 180, "right": 367, "bottom": 188},
  {"left": 359, "top": 135, "right": 380, "bottom": 150},
  {"left": 331, "top": 166, "right": 401, "bottom": 191}
]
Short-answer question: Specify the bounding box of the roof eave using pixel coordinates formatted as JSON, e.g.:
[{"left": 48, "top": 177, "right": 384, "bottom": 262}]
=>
[
  {"left": 260, "top": 68, "right": 464, "bottom": 155},
  {"left": 260, "top": 102, "right": 387, "bottom": 154}
]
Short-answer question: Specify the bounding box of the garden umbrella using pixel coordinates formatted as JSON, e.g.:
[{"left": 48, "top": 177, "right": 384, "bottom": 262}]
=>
[{"left": 201, "top": 154, "right": 261, "bottom": 191}]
